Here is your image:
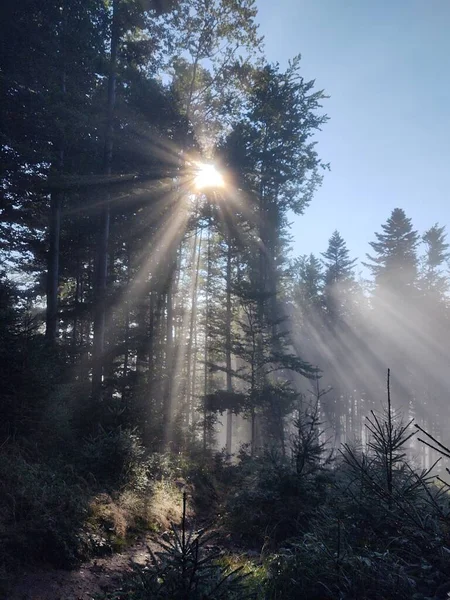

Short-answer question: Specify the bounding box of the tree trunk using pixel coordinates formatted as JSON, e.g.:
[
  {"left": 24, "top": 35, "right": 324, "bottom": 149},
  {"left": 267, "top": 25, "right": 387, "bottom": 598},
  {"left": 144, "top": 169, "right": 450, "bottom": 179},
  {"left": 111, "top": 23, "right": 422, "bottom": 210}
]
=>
[
  {"left": 45, "top": 0, "right": 67, "bottom": 343},
  {"left": 225, "top": 230, "right": 233, "bottom": 456},
  {"left": 148, "top": 290, "right": 155, "bottom": 381},
  {"left": 121, "top": 244, "right": 131, "bottom": 403},
  {"left": 136, "top": 285, "right": 149, "bottom": 377},
  {"left": 162, "top": 256, "right": 177, "bottom": 448},
  {"left": 71, "top": 249, "right": 81, "bottom": 360},
  {"left": 46, "top": 189, "right": 62, "bottom": 341},
  {"left": 92, "top": 0, "right": 118, "bottom": 402},
  {"left": 186, "top": 228, "right": 202, "bottom": 427},
  {"left": 203, "top": 224, "right": 212, "bottom": 451}
]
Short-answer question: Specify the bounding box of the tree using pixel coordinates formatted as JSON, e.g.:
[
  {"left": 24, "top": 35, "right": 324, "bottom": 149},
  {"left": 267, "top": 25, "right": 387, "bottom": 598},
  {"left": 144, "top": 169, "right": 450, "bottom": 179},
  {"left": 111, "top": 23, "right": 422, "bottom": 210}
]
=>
[
  {"left": 291, "top": 254, "right": 324, "bottom": 328},
  {"left": 415, "top": 224, "right": 450, "bottom": 446},
  {"left": 207, "top": 273, "right": 317, "bottom": 455},
  {"left": 363, "top": 209, "right": 422, "bottom": 416},
  {"left": 364, "top": 208, "right": 420, "bottom": 295},
  {"left": 322, "top": 231, "right": 356, "bottom": 284},
  {"left": 168, "top": 0, "right": 261, "bottom": 149},
  {"left": 319, "top": 232, "right": 358, "bottom": 441},
  {"left": 91, "top": 0, "right": 181, "bottom": 402},
  {"left": 420, "top": 223, "right": 450, "bottom": 300},
  {"left": 322, "top": 231, "right": 356, "bottom": 293},
  {"left": 0, "top": 0, "right": 107, "bottom": 333},
  {"left": 321, "top": 230, "right": 357, "bottom": 320},
  {"left": 224, "top": 59, "right": 327, "bottom": 342}
]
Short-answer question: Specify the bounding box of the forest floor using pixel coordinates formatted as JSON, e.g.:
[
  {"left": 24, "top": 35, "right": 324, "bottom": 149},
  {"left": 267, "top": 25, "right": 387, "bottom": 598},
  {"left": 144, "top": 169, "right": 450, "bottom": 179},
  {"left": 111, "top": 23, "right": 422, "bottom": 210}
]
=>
[{"left": 8, "top": 533, "right": 161, "bottom": 600}]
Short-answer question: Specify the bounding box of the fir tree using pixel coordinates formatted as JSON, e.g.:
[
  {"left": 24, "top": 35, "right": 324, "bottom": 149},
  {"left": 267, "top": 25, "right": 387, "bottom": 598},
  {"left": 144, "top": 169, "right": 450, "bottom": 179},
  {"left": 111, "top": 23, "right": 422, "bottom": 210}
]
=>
[
  {"left": 293, "top": 254, "right": 324, "bottom": 314},
  {"left": 364, "top": 208, "right": 420, "bottom": 294},
  {"left": 322, "top": 230, "right": 357, "bottom": 285},
  {"left": 321, "top": 230, "right": 357, "bottom": 322},
  {"left": 420, "top": 223, "right": 450, "bottom": 299}
]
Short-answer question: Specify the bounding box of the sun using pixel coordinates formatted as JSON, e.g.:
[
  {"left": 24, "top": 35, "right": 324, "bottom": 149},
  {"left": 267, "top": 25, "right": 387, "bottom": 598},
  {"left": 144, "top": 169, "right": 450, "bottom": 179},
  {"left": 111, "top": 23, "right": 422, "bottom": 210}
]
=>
[{"left": 194, "top": 163, "right": 225, "bottom": 191}]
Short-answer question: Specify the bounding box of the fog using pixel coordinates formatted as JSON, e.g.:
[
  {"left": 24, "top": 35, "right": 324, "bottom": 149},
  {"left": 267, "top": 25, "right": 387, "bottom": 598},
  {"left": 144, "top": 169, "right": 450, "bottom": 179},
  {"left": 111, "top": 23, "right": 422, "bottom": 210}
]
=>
[{"left": 288, "top": 275, "right": 449, "bottom": 468}]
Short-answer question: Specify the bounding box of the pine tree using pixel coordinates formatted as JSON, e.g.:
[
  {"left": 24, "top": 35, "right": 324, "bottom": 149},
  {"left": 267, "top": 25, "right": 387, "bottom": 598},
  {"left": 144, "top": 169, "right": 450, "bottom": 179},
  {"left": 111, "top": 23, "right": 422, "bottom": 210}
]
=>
[
  {"left": 221, "top": 278, "right": 317, "bottom": 454},
  {"left": 364, "top": 208, "right": 420, "bottom": 294},
  {"left": 321, "top": 230, "right": 357, "bottom": 322},
  {"left": 415, "top": 224, "right": 450, "bottom": 445},
  {"left": 224, "top": 59, "right": 328, "bottom": 334},
  {"left": 293, "top": 254, "right": 324, "bottom": 316},
  {"left": 420, "top": 223, "right": 450, "bottom": 300},
  {"left": 0, "top": 0, "right": 107, "bottom": 296},
  {"left": 363, "top": 209, "right": 421, "bottom": 417},
  {"left": 322, "top": 230, "right": 356, "bottom": 285}
]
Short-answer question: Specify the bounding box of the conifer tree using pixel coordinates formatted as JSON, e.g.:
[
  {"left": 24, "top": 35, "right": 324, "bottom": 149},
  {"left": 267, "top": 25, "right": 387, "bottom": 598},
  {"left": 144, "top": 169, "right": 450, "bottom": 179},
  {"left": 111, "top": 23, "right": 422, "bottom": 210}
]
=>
[
  {"left": 321, "top": 230, "right": 357, "bottom": 322},
  {"left": 292, "top": 254, "right": 324, "bottom": 321},
  {"left": 364, "top": 208, "right": 420, "bottom": 294},
  {"left": 420, "top": 223, "right": 450, "bottom": 299},
  {"left": 416, "top": 224, "right": 450, "bottom": 444},
  {"left": 364, "top": 209, "right": 421, "bottom": 416}
]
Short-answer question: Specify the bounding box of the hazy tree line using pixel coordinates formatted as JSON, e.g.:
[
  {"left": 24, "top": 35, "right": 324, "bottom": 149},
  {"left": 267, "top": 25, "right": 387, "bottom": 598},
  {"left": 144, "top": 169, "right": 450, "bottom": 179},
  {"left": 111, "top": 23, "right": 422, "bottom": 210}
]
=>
[
  {"left": 291, "top": 211, "right": 450, "bottom": 465},
  {"left": 1, "top": 0, "right": 449, "bottom": 465}
]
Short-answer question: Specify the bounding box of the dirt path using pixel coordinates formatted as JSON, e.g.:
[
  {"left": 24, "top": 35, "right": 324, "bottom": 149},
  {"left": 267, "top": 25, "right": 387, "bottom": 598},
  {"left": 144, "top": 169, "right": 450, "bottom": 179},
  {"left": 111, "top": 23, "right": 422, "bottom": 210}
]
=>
[{"left": 8, "top": 534, "right": 160, "bottom": 600}]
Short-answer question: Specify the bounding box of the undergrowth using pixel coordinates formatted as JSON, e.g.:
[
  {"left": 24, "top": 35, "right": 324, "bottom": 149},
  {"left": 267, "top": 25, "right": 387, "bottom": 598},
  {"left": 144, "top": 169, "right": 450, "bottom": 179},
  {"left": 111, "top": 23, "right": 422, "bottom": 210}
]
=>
[
  {"left": 98, "top": 492, "right": 256, "bottom": 600},
  {"left": 3, "top": 368, "right": 450, "bottom": 600}
]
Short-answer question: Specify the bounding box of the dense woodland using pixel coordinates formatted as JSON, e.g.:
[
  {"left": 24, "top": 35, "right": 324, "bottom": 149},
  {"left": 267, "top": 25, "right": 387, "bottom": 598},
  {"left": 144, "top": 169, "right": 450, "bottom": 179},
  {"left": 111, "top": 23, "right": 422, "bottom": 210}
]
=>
[{"left": 2, "top": 1, "right": 450, "bottom": 599}]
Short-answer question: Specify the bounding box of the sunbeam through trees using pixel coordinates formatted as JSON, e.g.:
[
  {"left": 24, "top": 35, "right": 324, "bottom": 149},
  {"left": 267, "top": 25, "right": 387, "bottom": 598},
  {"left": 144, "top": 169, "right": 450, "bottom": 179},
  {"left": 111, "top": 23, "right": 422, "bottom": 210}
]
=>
[{"left": 1, "top": 1, "right": 450, "bottom": 599}]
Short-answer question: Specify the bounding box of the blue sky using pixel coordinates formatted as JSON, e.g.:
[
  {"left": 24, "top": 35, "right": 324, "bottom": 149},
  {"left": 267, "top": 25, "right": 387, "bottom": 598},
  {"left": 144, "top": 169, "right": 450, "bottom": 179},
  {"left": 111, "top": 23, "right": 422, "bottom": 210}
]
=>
[{"left": 256, "top": 0, "right": 450, "bottom": 272}]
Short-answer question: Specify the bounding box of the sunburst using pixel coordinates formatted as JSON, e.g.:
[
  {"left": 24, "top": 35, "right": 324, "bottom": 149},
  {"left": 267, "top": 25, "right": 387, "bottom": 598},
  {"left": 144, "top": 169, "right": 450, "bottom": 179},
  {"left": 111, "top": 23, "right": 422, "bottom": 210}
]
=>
[{"left": 193, "top": 163, "right": 225, "bottom": 190}]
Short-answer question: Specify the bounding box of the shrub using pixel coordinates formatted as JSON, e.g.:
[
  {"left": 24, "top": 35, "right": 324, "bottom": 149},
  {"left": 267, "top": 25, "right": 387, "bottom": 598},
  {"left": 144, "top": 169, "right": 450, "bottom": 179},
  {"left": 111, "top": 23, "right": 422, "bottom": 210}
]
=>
[
  {"left": 265, "top": 531, "right": 415, "bottom": 600},
  {"left": 224, "top": 446, "right": 330, "bottom": 547},
  {"left": 0, "top": 447, "right": 89, "bottom": 570},
  {"left": 78, "top": 426, "right": 149, "bottom": 490},
  {"left": 99, "top": 493, "right": 254, "bottom": 600}
]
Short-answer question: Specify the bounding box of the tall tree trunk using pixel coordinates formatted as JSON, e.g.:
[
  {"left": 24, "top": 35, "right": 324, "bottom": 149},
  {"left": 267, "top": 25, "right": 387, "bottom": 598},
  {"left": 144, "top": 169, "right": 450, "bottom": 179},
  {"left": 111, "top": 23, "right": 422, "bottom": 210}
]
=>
[
  {"left": 122, "top": 308, "right": 130, "bottom": 401},
  {"left": 162, "top": 258, "right": 177, "bottom": 448},
  {"left": 150, "top": 289, "right": 164, "bottom": 407},
  {"left": 46, "top": 189, "right": 62, "bottom": 341},
  {"left": 148, "top": 290, "right": 155, "bottom": 382},
  {"left": 45, "top": 0, "right": 67, "bottom": 343},
  {"left": 186, "top": 228, "right": 202, "bottom": 427},
  {"left": 121, "top": 244, "right": 131, "bottom": 403},
  {"left": 71, "top": 250, "right": 81, "bottom": 360},
  {"left": 225, "top": 230, "right": 233, "bottom": 456},
  {"left": 203, "top": 225, "right": 212, "bottom": 451},
  {"left": 136, "top": 285, "right": 149, "bottom": 378},
  {"left": 92, "top": 0, "right": 118, "bottom": 401}
]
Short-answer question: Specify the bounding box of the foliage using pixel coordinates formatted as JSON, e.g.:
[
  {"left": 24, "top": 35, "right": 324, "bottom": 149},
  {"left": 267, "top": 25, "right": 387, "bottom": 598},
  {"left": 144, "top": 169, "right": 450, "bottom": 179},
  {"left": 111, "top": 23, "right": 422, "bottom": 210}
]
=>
[
  {"left": 321, "top": 230, "right": 358, "bottom": 322},
  {"left": 204, "top": 390, "right": 248, "bottom": 414},
  {"left": 99, "top": 493, "right": 253, "bottom": 599},
  {"left": 224, "top": 404, "right": 331, "bottom": 546},
  {"left": 266, "top": 531, "right": 415, "bottom": 600},
  {"left": 218, "top": 378, "right": 450, "bottom": 599},
  {"left": 78, "top": 426, "right": 149, "bottom": 491},
  {"left": 3, "top": 0, "right": 450, "bottom": 597},
  {"left": 0, "top": 446, "right": 90, "bottom": 570},
  {"left": 420, "top": 223, "right": 450, "bottom": 301},
  {"left": 364, "top": 207, "right": 420, "bottom": 292}
]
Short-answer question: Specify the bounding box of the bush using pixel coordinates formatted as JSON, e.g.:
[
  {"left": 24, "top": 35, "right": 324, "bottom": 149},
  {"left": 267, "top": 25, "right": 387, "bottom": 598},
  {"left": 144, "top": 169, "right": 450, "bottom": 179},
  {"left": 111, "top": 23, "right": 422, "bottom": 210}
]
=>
[
  {"left": 266, "top": 531, "right": 415, "bottom": 600},
  {"left": 99, "top": 493, "right": 254, "bottom": 600},
  {"left": 224, "top": 447, "right": 330, "bottom": 547},
  {"left": 0, "top": 447, "right": 89, "bottom": 570},
  {"left": 78, "top": 426, "right": 149, "bottom": 490}
]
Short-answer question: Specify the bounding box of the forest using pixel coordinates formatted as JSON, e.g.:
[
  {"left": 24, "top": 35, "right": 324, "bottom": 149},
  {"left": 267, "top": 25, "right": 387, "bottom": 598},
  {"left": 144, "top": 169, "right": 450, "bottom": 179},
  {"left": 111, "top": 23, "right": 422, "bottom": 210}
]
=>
[{"left": 1, "top": 1, "right": 450, "bottom": 598}]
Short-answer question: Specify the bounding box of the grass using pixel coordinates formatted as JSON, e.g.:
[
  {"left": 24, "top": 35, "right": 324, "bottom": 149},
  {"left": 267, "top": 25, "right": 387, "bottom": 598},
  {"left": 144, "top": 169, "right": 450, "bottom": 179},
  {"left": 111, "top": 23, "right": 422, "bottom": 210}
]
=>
[
  {"left": 217, "top": 554, "right": 268, "bottom": 599},
  {"left": 86, "top": 481, "right": 189, "bottom": 552}
]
